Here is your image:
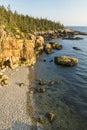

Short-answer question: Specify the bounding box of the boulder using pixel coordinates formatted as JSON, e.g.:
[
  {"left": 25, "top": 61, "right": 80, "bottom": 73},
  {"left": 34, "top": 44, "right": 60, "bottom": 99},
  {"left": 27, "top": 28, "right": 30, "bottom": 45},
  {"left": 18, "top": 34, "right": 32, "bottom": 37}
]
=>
[
  {"left": 35, "top": 36, "right": 44, "bottom": 56},
  {"left": 0, "top": 74, "right": 8, "bottom": 80},
  {"left": 36, "top": 88, "right": 46, "bottom": 93},
  {"left": 44, "top": 43, "right": 53, "bottom": 54},
  {"left": 44, "top": 43, "right": 52, "bottom": 50},
  {"left": 2, "top": 79, "right": 9, "bottom": 85},
  {"left": 0, "top": 73, "right": 9, "bottom": 86},
  {"left": 54, "top": 56, "right": 78, "bottom": 66},
  {"left": 36, "top": 36, "right": 44, "bottom": 47},
  {"left": 49, "top": 42, "right": 63, "bottom": 50},
  {"left": 19, "top": 82, "right": 26, "bottom": 87}
]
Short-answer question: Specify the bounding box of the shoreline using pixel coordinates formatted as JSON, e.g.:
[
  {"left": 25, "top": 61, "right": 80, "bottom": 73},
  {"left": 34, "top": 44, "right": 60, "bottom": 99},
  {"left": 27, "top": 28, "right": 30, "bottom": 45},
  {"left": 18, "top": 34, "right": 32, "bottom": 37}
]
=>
[
  {"left": 0, "top": 66, "right": 40, "bottom": 129},
  {"left": 0, "top": 27, "right": 87, "bottom": 129}
]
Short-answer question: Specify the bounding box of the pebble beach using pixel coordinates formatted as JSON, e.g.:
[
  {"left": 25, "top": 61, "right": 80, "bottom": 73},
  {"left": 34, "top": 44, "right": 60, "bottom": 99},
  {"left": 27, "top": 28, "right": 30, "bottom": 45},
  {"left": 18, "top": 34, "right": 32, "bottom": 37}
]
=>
[{"left": 0, "top": 67, "right": 42, "bottom": 130}]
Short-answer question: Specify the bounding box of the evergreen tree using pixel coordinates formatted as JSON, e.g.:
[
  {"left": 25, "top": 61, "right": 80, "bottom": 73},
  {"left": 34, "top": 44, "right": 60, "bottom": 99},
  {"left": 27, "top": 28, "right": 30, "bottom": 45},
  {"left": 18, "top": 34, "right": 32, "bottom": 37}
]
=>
[{"left": 0, "top": 5, "right": 64, "bottom": 34}]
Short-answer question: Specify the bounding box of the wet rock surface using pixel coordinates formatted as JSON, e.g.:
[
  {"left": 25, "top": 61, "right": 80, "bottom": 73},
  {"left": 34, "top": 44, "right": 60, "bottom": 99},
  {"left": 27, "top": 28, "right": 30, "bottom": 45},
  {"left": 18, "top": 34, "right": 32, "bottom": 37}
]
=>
[
  {"left": 73, "top": 47, "right": 81, "bottom": 50},
  {"left": 54, "top": 56, "right": 78, "bottom": 66},
  {"left": 49, "top": 42, "right": 63, "bottom": 50}
]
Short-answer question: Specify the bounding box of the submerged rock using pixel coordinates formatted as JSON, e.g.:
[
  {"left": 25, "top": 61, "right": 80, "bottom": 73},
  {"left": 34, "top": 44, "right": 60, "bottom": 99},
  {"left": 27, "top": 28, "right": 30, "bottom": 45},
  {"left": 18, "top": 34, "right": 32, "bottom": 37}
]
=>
[
  {"left": 37, "top": 88, "right": 46, "bottom": 93},
  {"left": 55, "top": 80, "right": 60, "bottom": 84},
  {"left": 73, "top": 47, "right": 81, "bottom": 50},
  {"left": 38, "top": 117, "right": 45, "bottom": 124},
  {"left": 46, "top": 112, "right": 56, "bottom": 122},
  {"left": 43, "top": 59, "right": 46, "bottom": 62},
  {"left": 54, "top": 56, "right": 78, "bottom": 66},
  {"left": 49, "top": 81, "right": 55, "bottom": 86},
  {"left": 49, "top": 59, "right": 53, "bottom": 63},
  {"left": 39, "top": 80, "right": 46, "bottom": 85}
]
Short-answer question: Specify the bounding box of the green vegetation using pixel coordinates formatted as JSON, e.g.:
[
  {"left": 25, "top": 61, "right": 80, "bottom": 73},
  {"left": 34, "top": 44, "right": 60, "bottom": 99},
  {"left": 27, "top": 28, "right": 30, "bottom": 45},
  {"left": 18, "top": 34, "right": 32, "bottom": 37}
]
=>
[{"left": 0, "top": 5, "right": 64, "bottom": 34}]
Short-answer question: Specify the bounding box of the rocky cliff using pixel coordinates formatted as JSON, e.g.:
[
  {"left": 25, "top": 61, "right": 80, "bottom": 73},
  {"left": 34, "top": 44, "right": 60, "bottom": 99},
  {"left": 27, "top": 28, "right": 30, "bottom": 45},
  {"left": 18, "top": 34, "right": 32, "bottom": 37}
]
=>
[{"left": 0, "top": 26, "right": 44, "bottom": 69}]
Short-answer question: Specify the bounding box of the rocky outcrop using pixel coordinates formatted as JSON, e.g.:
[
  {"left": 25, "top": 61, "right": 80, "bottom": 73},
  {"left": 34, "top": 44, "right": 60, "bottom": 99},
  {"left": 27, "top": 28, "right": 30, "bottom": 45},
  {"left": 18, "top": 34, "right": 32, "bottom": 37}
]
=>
[
  {"left": 54, "top": 56, "right": 78, "bottom": 66},
  {"left": 49, "top": 42, "right": 63, "bottom": 50},
  {"left": 44, "top": 43, "right": 53, "bottom": 54},
  {"left": 35, "top": 36, "right": 44, "bottom": 56},
  {"left": 37, "top": 28, "right": 87, "bottom": 41},
  {"left": 44, "top": 42, "right": 62, "bottom": 54},
  {"left": 0, "top": 26, "right": 44, "bottom": 69},
  {"left": 64, "top": 36, "right": 83, "bottom": 40}
]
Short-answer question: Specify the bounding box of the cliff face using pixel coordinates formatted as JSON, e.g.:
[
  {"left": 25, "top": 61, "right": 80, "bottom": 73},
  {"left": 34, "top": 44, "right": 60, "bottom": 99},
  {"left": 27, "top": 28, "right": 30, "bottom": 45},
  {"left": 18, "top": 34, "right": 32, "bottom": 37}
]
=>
[{"left": 0, "top": 27, "right": 44, "bottom": 69}]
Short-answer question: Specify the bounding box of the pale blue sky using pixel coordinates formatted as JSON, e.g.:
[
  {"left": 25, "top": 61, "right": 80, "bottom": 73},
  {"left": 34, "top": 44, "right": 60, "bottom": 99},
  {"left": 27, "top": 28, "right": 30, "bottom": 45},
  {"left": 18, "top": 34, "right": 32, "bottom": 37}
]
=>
[{"left": 0, "top": 0, "right": 87, "bottom": 26}]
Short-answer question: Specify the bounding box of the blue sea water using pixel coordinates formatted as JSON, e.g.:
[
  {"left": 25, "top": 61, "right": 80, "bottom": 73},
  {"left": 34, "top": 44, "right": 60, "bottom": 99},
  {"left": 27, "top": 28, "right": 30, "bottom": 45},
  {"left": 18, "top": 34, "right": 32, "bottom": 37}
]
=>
[
  {"left": 32, "top": 27, "right": 87, "bottom": 130},
  {"left": 67, "top": 26, "right": 87, "bottom": 33}
]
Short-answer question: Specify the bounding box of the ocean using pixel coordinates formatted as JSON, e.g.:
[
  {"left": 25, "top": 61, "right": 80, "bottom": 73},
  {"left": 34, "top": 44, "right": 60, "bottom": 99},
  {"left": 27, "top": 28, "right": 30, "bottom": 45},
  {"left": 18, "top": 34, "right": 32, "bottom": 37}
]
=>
[{"left": 30, "top": 27, "right": 87, "bottom": 130}]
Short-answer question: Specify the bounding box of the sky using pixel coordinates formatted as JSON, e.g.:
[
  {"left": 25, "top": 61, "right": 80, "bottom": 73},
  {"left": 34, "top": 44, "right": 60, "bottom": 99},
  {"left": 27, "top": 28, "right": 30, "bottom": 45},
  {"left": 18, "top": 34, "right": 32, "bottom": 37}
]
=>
[{"left": 0, "top": 0, "right": 87, "bottom": 26}]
